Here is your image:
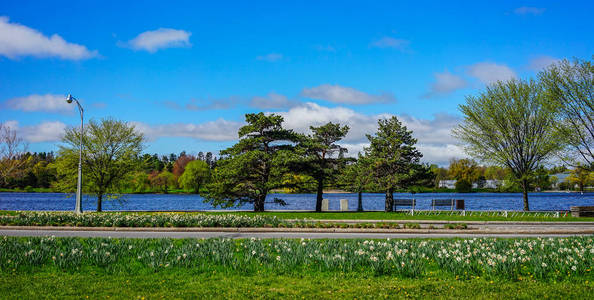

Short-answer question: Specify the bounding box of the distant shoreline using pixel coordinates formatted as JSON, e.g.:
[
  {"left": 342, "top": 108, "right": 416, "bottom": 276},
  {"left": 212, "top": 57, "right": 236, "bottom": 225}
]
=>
[{"left": 0, "top": 189, "right": 591, "bottom": 195}]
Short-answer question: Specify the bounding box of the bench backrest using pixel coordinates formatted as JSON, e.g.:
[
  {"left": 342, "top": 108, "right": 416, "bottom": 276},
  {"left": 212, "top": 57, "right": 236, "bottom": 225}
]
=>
[
  {"left": 394, "top": 199, "right": 416, "bottom": 207},
  {"left": 432, "top": 199, "right": 455, "bottom": 206}
]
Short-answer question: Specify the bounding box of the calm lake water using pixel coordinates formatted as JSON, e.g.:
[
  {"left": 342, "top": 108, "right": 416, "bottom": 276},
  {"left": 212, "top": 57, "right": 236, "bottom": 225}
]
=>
[{"left": 0, "top": 192, "right": 593, "bottom": 211}]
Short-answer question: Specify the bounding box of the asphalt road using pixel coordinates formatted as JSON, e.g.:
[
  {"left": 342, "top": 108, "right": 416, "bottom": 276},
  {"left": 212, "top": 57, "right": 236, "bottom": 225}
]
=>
[{"left": 1, "top": 229, "right": 590, "bottom": 239}]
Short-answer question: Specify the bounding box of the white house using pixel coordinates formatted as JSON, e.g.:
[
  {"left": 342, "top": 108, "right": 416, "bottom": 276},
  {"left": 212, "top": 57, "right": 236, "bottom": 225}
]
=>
[
  {"left": 438, "top": 180, "right": 456, "bottom": 189},
  {"left": 438, "top": 179, "right": 502, "bottom": 189}
]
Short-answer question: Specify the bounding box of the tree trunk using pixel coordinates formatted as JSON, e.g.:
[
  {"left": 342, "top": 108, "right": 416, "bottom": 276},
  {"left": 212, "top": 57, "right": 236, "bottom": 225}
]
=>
[
  {"left": 385, "top": 188, "right": 394, "bottom": 212},
  {"left": 97, "top": 194, "right": 103, "bottom": 212},
  {"left": 254, "top": 194, "right": 265, "bottom": 212},
  {"left": 522, "top": 178, "right": 529, "bottom": 211},
  {"left": 315, "top": 177, "right": 324, "bottom": 212},
  {"left": 357, "top": 191, "right": 363, "bottom": 212}
]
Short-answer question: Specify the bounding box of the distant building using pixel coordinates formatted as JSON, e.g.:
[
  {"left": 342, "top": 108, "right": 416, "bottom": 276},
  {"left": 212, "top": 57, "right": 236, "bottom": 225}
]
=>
[
  {"left": 438, "top": 179, "right": 502, "bottom": 189},
  {"left": 477, "top": 179, "right": 502, "bottom": 189},
  {"left": 438, "top": 180, "right": 456, "bottom": 189}
]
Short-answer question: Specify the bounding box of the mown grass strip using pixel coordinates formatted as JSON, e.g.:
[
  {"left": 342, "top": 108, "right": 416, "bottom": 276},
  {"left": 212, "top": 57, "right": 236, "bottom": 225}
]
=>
[{"left": 1, "top": 272, "right": 592, "bottom": 299}]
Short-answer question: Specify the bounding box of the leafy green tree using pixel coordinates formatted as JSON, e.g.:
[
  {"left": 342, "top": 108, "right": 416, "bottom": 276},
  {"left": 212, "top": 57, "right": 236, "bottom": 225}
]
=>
[
  {"left": 149, "top": 170, "right": 176, "bottom": 193},
  {"left": 448, "top": 158, "right": 481, "bottom": 183},
  {"left": 281, "top": 173, "right": 317, "bottom": 193},
  {"left": 129, "top": 171, "right": 150, "bottom": 193},
  {"left": 55, "top": 118, "right": 144, "bottom": 212},
  {"left": 540, "top": 58, "right": 594, "bottom": 170},
  {"left": 32, "top": 160, "right": 56, "bottom": 188},
  {"left": 454, "top": 79, "right": 563, "bottom": 210},
  {"left": 430, "top": 164, "right": 449, "bottom": 188},
  {"left": 406, "top": 163, "right": 437, "bottom": 192},
  {"left": 204, "top": 113, "right": 299, "bottom": 212},
  {"left": 364, "top": 116, "right": 423, "bottom": 212},
  {"left": 533, "top": 166, "right": 553, "bottom": 191},
  {"left": 567, "top": 166, "right": 594, "bottom": 192},
  {"left": 295, "top": 122, "right": 349, "bottom": 212},
  {"left": 484, "top": 165, "right": 506, "bottom": 180},
  {"left": 178, "top": 160, "right": 210, "bottom": 193}
]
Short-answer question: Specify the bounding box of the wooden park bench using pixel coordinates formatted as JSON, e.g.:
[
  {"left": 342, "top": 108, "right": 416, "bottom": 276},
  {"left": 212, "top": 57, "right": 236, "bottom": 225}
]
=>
[
  {"left": 570, "top": 206, "right": 594, "bottom": 217},
  {"left": 431, "top": 199, "right": 455, "bottom": 210},
  {"left": 431, "top": 199, "right": 465, "bottom": 211},
  {"left": 394, "top": 199, "right": 416, "bottom": 211}
]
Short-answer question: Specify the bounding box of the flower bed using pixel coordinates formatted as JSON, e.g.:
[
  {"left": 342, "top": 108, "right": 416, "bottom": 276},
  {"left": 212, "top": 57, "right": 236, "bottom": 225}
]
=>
[
  {"left": 1, "top": 236, "right": 592, "bottom": 281},
  {"left": 0, "top": 212, "right": 472, "bottom": 230},
  {"left": 0, "top": 211, "right": 283, "bottom": 228}
]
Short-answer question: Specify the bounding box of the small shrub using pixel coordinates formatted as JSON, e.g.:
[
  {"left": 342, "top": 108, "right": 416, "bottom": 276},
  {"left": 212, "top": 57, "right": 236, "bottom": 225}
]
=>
[{"left": 404, "top": 223, "right": 421, "bottom": 229}]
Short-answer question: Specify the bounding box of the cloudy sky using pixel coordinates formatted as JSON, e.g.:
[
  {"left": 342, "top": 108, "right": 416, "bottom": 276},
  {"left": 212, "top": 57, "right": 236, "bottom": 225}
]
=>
[{"left": 1, "top": 1, "right": 592, "bottom": 165}]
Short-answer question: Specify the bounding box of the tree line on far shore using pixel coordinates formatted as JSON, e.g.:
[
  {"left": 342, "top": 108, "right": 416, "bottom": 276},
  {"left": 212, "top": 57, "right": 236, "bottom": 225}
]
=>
[{"left": 0, "top": 58, "right": 592, "bottom": 212}]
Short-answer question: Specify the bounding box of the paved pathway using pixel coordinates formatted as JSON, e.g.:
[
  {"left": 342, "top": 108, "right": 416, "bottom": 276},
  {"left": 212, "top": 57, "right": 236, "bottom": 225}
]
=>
[{"left": 1, "top": 229, "right": 591, "bottom": 239}]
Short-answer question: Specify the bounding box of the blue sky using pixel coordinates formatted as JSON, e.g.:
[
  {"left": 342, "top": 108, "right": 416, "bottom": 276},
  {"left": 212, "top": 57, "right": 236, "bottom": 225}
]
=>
[{"left": 1, "top": 0, "right": 593, "bottom": 165}]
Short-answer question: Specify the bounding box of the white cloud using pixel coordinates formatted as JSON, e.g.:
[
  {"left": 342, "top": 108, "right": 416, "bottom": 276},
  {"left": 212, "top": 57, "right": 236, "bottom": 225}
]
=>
[
  {"left": 278, "top": 103, "right": 465, "bottom": 165},
  {"left": 8, "top": 102, "right": 466, "bottom": 165},
  {"left": 398, "top": 113, "right": 461, "bottom": 145},
  {"left": 279, "top": 102, "right": 382, "bottom": 143},
  {"left": 127, "top": 28, "right": 191, "bottom": 53},
  {"left": 416, "top": 144, "right": 468, "bottom": 165},
  {"left": 301, "top": 84, "right": 395, "bottom": 105},
  {"left": 5, "top": 120, "right": 66, "bottom": 142},
  {"left": 250, "top": 93, "right": 297, "bottom": 109},
  {"left": 527, "top": 55, "right": 560, "bottom": 71},
  {"left": 256, "top": 53, "right": 283, "bottom": 62},
  {"left": 467, "top": 62, "right": 517, "bottom": 85},
  {"left": 131, "top": 119, "right": 242, "bottom": 142},
  {"left": 0, "top": 16, "right": 97, "bottom": 60},
  {"left": 514, "top": 7, "right": 546, "bottom": 15},
  {"left": 423, "top": 71, "right": 467, "bottom": 98},
  {"left": 370, "top": 36, "right": 410, "bottom": 51},
  {"left": 4, "top": 94, "right": 73, "bottom": 114}
]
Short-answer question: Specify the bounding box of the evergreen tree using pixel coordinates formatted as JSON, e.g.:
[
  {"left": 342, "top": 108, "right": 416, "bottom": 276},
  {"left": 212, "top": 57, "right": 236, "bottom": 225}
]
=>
[
  {"left": 364, "top": 116, "right": 423, "bottom": 212},
  {"left": 204, "top": 113, "right": 299, "bottom": 211}
]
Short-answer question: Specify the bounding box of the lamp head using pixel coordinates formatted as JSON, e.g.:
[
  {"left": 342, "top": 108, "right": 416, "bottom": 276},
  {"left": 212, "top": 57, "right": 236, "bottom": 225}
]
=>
[{"left": 66, "top": 94, "right": 74, "bottom": 103}]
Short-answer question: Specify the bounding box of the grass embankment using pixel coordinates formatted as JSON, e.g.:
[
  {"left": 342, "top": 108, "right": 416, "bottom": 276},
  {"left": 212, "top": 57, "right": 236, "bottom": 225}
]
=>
[{"left": 0, "top": 236, "right": 592, "bottom": 299}]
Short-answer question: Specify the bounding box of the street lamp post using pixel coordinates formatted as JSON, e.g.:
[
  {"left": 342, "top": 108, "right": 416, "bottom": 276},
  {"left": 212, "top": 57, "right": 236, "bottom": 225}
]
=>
[{"left": 66, "top": 94, "right": 83, "bottom": 214}]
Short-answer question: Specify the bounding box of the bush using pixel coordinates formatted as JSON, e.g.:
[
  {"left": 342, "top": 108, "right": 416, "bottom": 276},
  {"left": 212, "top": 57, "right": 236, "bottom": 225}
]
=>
[
  {"left": 455, "top": 179, "right": 472, "bottom": 193},
  {"left": 404, "top": 223, "right": 421, "bottom": 229}
]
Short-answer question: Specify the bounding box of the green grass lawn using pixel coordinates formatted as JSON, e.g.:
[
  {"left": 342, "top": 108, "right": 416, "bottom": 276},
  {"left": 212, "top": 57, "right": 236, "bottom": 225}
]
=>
[{"left": 1, "top": 272, "right": 592, "bottom": 299}]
